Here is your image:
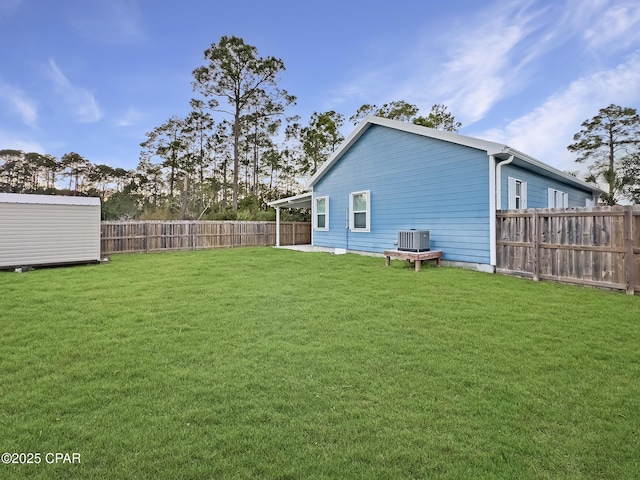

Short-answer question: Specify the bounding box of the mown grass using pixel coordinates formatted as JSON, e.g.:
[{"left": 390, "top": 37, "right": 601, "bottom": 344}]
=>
[{"left": 1, "top": 247, "right": 639, "bottom": 479}]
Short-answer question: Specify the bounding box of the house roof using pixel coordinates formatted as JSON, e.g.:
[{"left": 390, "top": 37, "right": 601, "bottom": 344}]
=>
[{"left": 307, "top": 116, "right": 603, "bottom": 194}]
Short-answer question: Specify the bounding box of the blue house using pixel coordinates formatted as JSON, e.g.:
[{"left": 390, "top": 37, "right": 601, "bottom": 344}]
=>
[{"left": 270, "top": 117, "right": 602, "bottom": 272}]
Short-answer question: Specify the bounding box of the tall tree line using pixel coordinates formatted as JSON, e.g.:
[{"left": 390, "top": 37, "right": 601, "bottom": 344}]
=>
[
  {"left": 5, "top": 34, "right": 640, "bottom": 215},
  {"left": 1, "top": 36, "right": 484, "bottom": 220},
  {"left": 0, "top": 149, "right": 132, "bottom": 199}
]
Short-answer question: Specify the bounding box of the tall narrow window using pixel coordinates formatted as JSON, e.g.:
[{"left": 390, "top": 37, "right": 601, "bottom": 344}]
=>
[
  {"left": 548, "top": 188, "right": 568, "bottom": 208},
  {"left": 508, "top": 177, "right": 527, "bottom": 209},
  {"left": 349, "top": 190, "right": 370, "bottom": 232},
  {"left": 315, "top": 196, "right": 328, "bottom": 230}
]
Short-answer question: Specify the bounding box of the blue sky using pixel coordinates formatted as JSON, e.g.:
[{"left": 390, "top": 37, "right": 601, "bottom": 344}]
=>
[{"left": 1, "top": 0, "right": 640, "bottom": 178}]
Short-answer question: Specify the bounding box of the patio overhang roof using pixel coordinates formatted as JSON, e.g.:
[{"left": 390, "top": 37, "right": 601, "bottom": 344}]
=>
[
  {"left": 267, "top": 192, "right": 312, "bottom": 209},
  {"left": 268, "top": 192, "right": 313, "bottom": 247}
]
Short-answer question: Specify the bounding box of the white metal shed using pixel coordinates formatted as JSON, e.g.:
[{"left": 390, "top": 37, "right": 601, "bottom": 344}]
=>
[{"left": 0, "top": 193, "right": 101, "bottom": 269}]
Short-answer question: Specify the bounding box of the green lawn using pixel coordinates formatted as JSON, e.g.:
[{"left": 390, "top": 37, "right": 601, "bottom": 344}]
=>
[{"left": 1, "top": 247, "right": 639, "bottom": 479}]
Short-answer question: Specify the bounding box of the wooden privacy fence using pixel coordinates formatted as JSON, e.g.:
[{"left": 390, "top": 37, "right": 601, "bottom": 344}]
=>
[
  {"left": 496, "top": 206, "right": 640, "bottom": 294},
  {"left": 101, "top": 221, "right": 311, "bottom": 255}
]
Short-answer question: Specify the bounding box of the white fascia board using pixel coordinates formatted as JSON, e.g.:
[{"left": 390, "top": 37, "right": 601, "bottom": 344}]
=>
[
  {"left": 267, "top": 191, "right": 312, "bottom": 208},
  {"left": 366, "top": 116, "right": 507, "bottom": 153},
  {"left": 0, "top": 193, "right": 100, "bottom": 206},
  {"left": 503, "top": 147, "right": 603, "bottom": 194}
]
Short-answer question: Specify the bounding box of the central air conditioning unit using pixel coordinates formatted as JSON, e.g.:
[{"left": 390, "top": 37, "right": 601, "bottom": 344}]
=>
[{"left": 398, "top": 230, "right": 430, "bottom": 252}]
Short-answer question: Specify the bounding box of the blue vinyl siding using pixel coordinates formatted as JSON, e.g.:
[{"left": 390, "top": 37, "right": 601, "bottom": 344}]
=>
[
  {"left": 313, "top": 125, "right": 491, "bottom": 264},
  {"left": 500, "top": 164, "right": 593, "bottom": 209}
]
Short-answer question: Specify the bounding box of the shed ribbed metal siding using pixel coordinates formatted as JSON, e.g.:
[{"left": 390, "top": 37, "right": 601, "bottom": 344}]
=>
[{"left": 0, "top": 196, "right": 101, "bottom": 268}]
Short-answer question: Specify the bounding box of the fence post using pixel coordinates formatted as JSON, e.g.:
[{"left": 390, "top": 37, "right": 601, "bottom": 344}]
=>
[
  {"left": 624, "top": 206, "right": 636, "bottom": 295},
  {"left": 532, "top": 210, "right": 539, "bottom": 281},
  {"left": 293, "top": 223, "right": 296, "bottom": 245}
]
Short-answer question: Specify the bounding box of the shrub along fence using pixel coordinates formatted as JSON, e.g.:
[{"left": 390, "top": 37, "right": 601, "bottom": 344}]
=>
[
  {"left": 101, "top": 221, "right": 311, "bottom": 255},
  {"left": 496, "top": 205, "right": 640, "bottom": 295}
]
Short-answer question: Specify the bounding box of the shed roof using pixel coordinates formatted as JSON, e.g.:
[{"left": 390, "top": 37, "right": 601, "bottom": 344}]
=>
[
  {"left": 0, "top": 193, "right": 100, "bottom": 206},
  {"left": 307, "top": 116, "right": 602, "bottom": 194}
]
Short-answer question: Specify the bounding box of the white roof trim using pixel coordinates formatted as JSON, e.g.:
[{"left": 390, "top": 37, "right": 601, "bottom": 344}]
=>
[
  {"left": 0, "top": 193, "right": 100, "bottom": 206},
  {"left": 307, "top": 116, "right": 602, "bottom": 194},
  {"left": 502, "top": 146, "right": 602, "bottom": 193},
  {"left": 267, "top": 191, "right": 312, "bottom": 208}
]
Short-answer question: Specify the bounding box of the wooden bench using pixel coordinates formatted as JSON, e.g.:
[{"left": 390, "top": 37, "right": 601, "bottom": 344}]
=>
[{"left": 384, "top": 250, "right": 443, "bottom": 272}]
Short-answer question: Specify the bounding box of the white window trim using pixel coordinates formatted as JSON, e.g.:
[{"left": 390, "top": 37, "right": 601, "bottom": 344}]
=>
[
  {"left": 508, "top": 177, "right": 527, "bottom": 210},
  {"left": 548, "top": 188, "right": 569, "bottom": 208},
  {"left": 314, "top": 196, "right": 329, "bottom": 231},
  {"left": 349, "top": 190, "right": 370, "bottom": 232}
]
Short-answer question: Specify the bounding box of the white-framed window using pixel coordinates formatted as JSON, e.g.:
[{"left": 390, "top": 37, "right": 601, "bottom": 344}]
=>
[
  {"left": 508, "top": 177, "right": 527, "bottom": 210},
  {"left": 314, "top": 196, "right": 329, "bottom": 231},
  {"left": 548, "top": 188, "right": 569, "bottom": 208},
  {"left": 349, "top": 190, "right": 370, "bottom": 232}
]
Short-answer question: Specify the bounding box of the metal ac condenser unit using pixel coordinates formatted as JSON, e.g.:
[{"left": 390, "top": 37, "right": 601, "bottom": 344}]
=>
[{"left": 397, "top": 230, "right": 430, "bottom": 252}]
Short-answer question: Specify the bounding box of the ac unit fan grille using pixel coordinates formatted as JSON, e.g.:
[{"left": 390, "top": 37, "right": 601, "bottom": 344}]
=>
[{"left": 397, "top": 230, "right": 430, "bottom": 252}]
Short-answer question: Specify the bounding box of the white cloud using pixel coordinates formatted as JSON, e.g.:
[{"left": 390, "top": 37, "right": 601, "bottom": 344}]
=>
[
  {"left": 326, "top": 1, "right": 562, "bottom": 122},
  {"left": 431, "top": 24, "right": 526, "bottom": 124},
  {"left": 67, "top": 0, "right": 144, "bottom": 44},
  {"left": 0, "top": 128, "right": 45, "bottom": 153},
  {"left": 583, "top": 2, "right": 640, "bottom": 50},
  {"left": 325, "top": 67, "right": 394, "bottom": 115},
  {"left": 115, "top": 107, "right": 144, "bottom": 127},
  {"left": 0, "top": 79, "right": 38, "bottom": 127},
  {"left": 46, "top": 59, "right": 103, "bottom": 123},
  {"left": 347, "top": 1, "right": 559, "bottom": 126},
  {"left": 385, "top": 0, "right": 640, "bottom": 127},
  {"left": 476, "top": 51, "right": 640, "bottom": 173}
]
